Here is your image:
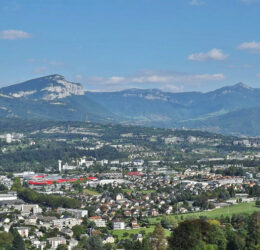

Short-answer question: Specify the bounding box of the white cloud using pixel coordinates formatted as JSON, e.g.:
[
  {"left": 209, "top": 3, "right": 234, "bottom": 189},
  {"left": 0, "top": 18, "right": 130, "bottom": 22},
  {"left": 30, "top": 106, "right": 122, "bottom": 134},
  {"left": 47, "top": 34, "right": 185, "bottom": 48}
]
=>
[
  {"left": 87, "top": 76, "right": 126, "bottom": 85},
  {"left": 84, "top": 71, "right": 226, "bottom": 92},
  {"left": 33, "top": 67, "right": 47, "bottom": 74},
  {"left": 105, "top": 76, "right": 126, "bottom": 84},
  {"left": 188, "top": 48, "right": 228, "bottom": 61},
  {"left": 49, "top": 61, "right": 64, "bottom": 66},
  {"left": 131, "top": 73, "right": 225, "bottom": 83},
  {"left": 189, "top": 73, "right": 225, "bottom": 81},
  {"left": 0, "top": 30, "right": 32, "bottom": 40},
  {"left": 190, "top": 0, "right": 205, "bottom": 6},
  {"left": 87, "top": 72, "right": 225, "bottom": 85},
  {"left": 237, "top": 41, "right": 260, "bottom": 52},
  {"left": 227, "top": 64, "right": 252, "bottom": 69},
  {"left": 160, "top": 84, "right": 184, "bottom": 92},
  {"left": 131, "top": 75, "right": 173, "bottom": 83}
]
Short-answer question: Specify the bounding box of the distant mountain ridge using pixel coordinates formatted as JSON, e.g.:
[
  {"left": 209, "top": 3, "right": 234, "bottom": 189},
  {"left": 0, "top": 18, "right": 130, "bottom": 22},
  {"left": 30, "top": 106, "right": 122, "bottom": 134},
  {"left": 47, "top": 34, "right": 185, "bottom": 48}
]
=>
[
  {"left": 0, "top": 74, "right": 84, "bottom": 100},
  {"left": 179, "top": 107, "right": 260, "bottom": 136},
  {"left": 0, "top": 75, "right": 117, "bottom": 122},
  {"left": 0, "top": 74, "right": 260, "bottom": 136}
]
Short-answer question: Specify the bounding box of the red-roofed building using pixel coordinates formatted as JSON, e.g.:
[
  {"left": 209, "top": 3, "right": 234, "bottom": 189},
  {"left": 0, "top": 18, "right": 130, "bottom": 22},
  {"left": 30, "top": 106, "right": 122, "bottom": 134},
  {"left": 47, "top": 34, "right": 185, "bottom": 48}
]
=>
[
  {"left": 127, "top": 172, "right": 143, "bottom": 176},
  {"left": 88, "top": 177, "right": 98, "bottom": 181}
]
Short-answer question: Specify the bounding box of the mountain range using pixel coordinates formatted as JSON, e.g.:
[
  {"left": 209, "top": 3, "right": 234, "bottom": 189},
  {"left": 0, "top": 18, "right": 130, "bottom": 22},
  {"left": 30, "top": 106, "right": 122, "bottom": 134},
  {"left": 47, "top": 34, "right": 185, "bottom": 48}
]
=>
[{"left": 0, "top": 74, "right": 260, "bottom": 136}]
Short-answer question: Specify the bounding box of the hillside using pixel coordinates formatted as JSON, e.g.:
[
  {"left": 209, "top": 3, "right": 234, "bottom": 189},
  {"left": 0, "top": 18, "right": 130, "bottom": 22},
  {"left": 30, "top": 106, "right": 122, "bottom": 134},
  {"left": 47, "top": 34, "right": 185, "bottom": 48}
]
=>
[
  {"left": 1, "top": 75, "right": 260, "bottom": 135},
  {"left": 180, "top": 107, "right": 260, "bottom": 136},
  {"left": 0, "top": 75, "right": 118, "bottom": 123}
]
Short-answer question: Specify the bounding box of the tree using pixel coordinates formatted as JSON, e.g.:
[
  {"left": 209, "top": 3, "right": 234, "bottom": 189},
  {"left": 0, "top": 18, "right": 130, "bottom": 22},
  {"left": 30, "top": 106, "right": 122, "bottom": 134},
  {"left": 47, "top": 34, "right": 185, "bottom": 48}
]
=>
[
  {"left": 227, "top": 186, "right": 235, "bottom": 198},
  {"left": 82, "top": 216, "right": 96, "bottom": 228},
  {"left": 72, "top": 225, "right": 86, "bottom": 240},
  {"left": 226, "top": 229, "right": 245, "bottom": 250},
  {"left": 169, "top": 219, "right": 227, "bottom": 250},
  {"left": 142, "top": 237, "right": 150, "bottom": 250},
  {"left": 151, "top": 223, "right": 167, "bottom": 250},
  {"left": 133, "top": 240, "right": 142, "bottom": 249},
  {"left": 56, "top": 244, "right": 68, "bottom": 250},
  {"left": 208, "top": 202, "right": 215, "bottom": 209},
  {"left": 86, "top": 206, "right": 96, "bottom": 217},
  {"left": 161, "top": 216, "right": 177, "bottom": 230},
  {"left": 73, "top": 181, "right": 83, "bottom": 193},
  {"left": 206, "top": 223, "right": 227, "bottom": 250},
  {"left": 12, "top": 229, "right": 25, "bottom": 250},
  {"left": 119, "top": 239, "right": 133, "bottom": 249},
  {"left": 80, "top": 235, "right": 104, "bottom": 250},
  {"left": 247, "top": 212, "right": 260, "bottom": 248},
  {"left": 46, "top": 228, "right": 59, "bottom": 238},
  {"left": 169, "top": 219, "right": 204, "bottom": 249},
  {"left": 0, "top": 184, "right": 8, "bottom": 191},
  {"left": 218, "top": 190, "right": 230, "bottom": 201},
  {"left": 18, "top": 187, "right": 80, "bottom": 209},
  {"left": 123, "top": 232, "right": 129, "bottom": 237},
  {"left": 104, "top": 243, "right": 113, "bottom": 250},
  {"left": 11, "top": 178, "right": 22, "bottom": 191},
  {"left": 0, "top": 231, "right": 13, "bottom": 249}
]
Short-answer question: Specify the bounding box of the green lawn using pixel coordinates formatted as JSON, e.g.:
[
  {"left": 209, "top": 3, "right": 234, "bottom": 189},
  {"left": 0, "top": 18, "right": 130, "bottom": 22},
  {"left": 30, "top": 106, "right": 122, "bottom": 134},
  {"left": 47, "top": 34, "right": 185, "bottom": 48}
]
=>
[
  {"left": 141, "top": 190, "right": 156, "bottom": 195},
  {"left": 83, "top": 189, "right": 100, "bottom": 196},
  {"left": 149, "top": 202, "right": 260, "bottom": 224},
  {"left": 122, "top": 188, "right": 135, "bottom": 194},
  {"left": 111, "top": 226, "right": 171, "bottom": 240}
]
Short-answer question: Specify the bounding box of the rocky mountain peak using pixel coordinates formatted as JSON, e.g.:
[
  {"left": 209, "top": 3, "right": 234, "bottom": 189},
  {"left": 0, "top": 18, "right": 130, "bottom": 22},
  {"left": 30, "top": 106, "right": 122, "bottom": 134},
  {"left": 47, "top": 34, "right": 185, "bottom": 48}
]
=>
[
  {"left": 231, "top": 82, "right": 252, "bottom": 90},
  {"left": 0, "top": 74, "right": 85, "bottom": 101},
  {"left": 40, "top": 75, "right": 84, "bottom": 100}
]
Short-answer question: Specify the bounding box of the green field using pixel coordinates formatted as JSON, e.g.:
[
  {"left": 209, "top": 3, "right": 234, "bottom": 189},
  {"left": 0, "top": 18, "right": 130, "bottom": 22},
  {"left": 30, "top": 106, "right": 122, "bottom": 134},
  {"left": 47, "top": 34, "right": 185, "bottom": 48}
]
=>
[
  {"left": 83, "top": 189, "right": 100, "bottom": 196},
  {"left": 122, "top": 188, "right": 135, "bottom": 194},
  {"left": 111, "top": 226, "right": 171, "bottom": 240},
  {"left": 141, "top": 190, "right": 156, "bottom": 194},
  {"left": 149, "top": 202, "right": 260, "bottom": 224}
]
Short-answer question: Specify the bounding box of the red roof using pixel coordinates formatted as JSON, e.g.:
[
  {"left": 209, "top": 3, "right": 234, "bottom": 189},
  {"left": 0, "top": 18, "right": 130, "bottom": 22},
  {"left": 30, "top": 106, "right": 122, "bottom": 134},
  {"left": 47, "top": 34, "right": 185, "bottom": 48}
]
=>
[
  {"left": 88, "top": 177, "right": 98, "bottom": 181},
  {"left": 28, "top": 180, "right": 53, "bottom": 185},
  {"left": 29, "top": 177, "right": 85, "bottom": 185},
  {"left": 89, "top": 216, "right": 102, "bottom": 220},
  {"left": 33, "top": 175, "right": 47, "bottom": 178},
  {"left": 127, "top": 172, "right": 143, "bottom": 176}
]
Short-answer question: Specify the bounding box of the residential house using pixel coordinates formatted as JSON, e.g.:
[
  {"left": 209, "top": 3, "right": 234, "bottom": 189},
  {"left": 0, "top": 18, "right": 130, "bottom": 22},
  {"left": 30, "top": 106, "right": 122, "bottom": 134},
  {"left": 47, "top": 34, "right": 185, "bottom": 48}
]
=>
[
  {"left": 89, "top": 216, "right": 106, "bottom": 227},
  {"left": 113, "top": 220, "right": 125, "bottom": 230},
  {"left": 47, "top": 237, "right": 66, "bottom": 249},
  {"left": 15, "top": 227, "right": 29, "bottom": 238}
]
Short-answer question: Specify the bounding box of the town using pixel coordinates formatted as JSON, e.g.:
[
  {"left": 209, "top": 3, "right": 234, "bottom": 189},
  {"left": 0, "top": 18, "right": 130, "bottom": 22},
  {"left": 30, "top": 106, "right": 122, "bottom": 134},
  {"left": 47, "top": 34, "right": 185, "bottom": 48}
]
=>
[{"left": 0, "top": 120, "right": 259, "bottom": 249}]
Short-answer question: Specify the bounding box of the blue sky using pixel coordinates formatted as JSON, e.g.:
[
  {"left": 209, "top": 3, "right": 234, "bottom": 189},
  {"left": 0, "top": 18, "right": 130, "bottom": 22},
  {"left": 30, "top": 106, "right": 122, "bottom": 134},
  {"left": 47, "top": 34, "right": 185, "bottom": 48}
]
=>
[{"left": 0, "top": 0, "right": 260, "bottom": 92}]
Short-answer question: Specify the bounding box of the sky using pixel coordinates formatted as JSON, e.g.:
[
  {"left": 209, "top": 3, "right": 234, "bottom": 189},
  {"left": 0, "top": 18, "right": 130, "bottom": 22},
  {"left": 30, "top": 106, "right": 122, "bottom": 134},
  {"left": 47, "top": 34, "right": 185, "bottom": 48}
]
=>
[{"left": 0, "top": 0, "right": 260, "bottom": 92}]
